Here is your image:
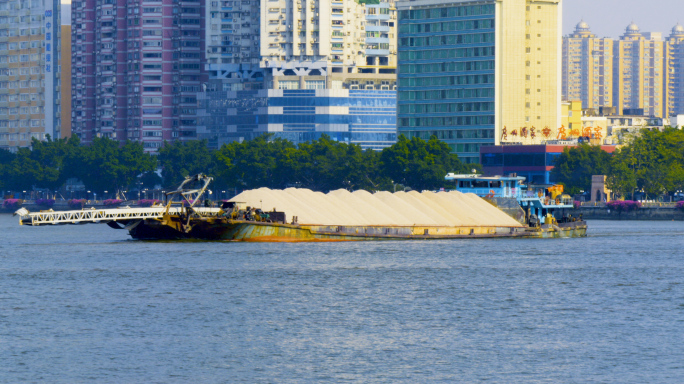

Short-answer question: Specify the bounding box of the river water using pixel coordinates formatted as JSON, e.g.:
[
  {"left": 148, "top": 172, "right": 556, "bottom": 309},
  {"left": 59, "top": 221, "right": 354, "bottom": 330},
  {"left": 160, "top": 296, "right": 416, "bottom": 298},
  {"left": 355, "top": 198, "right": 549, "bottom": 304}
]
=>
[{"left": 1, "top": 214, "right": 683, "bottom": 383}]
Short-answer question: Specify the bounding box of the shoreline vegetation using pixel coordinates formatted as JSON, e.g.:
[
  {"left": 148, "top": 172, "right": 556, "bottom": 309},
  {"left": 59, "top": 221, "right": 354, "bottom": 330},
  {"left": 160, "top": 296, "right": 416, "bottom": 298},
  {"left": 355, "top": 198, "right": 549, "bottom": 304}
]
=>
[
  {"left": 553, "top": 128, "right": 684, "bottom": 201},
  {"left": 0, "top": 134, "right": 477, "bottom": 199}
]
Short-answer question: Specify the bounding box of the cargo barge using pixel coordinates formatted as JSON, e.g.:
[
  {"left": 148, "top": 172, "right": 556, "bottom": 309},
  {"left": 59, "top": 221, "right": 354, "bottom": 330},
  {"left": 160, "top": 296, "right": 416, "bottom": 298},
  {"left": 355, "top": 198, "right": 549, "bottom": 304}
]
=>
[{"left": 16, "top": 174, "right": 586, "bottom": 241}]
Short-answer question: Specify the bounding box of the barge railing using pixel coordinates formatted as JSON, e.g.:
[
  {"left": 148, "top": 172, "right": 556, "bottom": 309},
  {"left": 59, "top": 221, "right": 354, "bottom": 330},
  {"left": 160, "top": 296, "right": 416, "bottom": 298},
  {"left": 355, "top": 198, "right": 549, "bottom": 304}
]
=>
[{"left": 18, "top": 207, "right": 222, "bottom": 226}]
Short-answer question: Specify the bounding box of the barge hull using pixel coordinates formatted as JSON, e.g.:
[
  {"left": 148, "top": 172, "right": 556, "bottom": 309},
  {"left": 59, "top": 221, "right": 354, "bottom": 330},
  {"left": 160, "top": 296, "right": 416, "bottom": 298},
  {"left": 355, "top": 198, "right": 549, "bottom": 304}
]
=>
[{"left": 128, "top": 219, "right": 587, "bottom": 241}]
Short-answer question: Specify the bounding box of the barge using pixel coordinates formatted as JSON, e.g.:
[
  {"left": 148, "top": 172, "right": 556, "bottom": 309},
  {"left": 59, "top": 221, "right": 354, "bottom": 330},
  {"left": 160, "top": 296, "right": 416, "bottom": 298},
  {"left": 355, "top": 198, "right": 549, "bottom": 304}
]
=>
[{"left": 16, "top": 174, "right": 586, "bottom": 241}]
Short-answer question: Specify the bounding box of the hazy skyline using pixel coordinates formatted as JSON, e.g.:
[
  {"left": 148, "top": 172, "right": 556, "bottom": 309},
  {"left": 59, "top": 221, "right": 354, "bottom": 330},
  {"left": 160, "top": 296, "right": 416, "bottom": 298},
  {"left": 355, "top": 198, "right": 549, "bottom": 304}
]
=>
[{"left": 563, "top": 0, "right": 683, "bottom": 38}]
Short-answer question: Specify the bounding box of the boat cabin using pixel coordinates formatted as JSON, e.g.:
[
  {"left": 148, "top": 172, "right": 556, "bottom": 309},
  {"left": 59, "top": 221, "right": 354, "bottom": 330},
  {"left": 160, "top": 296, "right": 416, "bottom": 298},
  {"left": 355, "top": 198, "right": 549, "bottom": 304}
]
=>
[
  {"left": 445, "top": 173, "right": 526, "bottom": 198},
  {"left": 445, "top": 173, "right": 575, "bottom": 226}
]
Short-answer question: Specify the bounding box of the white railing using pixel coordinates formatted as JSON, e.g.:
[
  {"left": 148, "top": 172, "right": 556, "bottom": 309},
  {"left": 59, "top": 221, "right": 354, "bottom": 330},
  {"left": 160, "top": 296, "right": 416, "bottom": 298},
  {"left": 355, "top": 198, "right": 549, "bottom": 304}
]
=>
[{"left": 20, "top": 207, "right": 222, "bottom": 226}]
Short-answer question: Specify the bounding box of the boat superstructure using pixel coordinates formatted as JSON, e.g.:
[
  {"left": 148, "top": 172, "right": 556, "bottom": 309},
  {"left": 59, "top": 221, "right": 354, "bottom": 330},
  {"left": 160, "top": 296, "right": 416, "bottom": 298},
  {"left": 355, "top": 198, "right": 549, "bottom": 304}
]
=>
[{"left": 445, "top": 173, "right": 586, "bottom": 236}]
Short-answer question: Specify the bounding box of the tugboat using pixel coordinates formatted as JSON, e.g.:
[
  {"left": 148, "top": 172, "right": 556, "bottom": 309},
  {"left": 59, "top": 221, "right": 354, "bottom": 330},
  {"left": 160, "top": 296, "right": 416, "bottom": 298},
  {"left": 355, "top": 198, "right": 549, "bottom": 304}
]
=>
[{"left": 445, "top": 173, "right": 587, "bottom": 238}]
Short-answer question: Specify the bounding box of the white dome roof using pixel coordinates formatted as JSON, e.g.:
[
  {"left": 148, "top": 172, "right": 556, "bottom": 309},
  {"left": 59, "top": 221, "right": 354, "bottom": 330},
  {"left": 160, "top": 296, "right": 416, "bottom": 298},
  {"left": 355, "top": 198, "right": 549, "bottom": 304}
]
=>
[
  {"left": 673, "top": 24, "right": 684, "bottom": 34},
  {"left": 626, "top": 22, "right": 640, "bottom": 33},
  {"left": 576, "top": 20, "right": 590, "bottom": 30}
]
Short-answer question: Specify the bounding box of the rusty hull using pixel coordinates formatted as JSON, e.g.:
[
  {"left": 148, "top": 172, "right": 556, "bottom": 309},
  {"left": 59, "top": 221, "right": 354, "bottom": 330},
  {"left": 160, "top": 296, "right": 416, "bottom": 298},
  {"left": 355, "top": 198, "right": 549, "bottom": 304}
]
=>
[{"left": 128, "top": 217, "right": 587, "bottom": 241}]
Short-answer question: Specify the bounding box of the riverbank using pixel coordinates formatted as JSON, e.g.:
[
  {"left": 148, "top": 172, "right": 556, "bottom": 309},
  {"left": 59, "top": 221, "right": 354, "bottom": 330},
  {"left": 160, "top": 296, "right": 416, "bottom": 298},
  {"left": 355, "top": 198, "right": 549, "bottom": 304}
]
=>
[{"left": 573, "top": 204, "right": 684, "bottom": 221}]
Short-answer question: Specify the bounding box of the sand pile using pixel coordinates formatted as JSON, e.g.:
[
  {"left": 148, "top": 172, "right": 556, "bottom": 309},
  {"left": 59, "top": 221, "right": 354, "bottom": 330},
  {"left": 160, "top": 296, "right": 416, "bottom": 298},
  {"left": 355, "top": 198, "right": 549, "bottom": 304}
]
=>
[{"left": 230, "top": 188, "right": 522, "bottom": 227}]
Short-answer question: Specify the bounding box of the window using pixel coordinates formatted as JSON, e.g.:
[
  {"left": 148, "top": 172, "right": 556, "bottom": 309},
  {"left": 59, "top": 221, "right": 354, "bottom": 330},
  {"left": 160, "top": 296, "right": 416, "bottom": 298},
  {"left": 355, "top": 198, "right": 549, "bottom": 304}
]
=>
[{"left": 278, "top": 80, "right": 299, "bottom": 89}]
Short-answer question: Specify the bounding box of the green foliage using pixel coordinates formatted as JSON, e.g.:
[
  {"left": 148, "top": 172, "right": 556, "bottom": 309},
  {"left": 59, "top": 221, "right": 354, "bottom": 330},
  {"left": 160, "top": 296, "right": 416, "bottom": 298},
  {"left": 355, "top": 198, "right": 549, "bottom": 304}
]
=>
[
  {"left": 0, "top": 136, "right": 156, "bottom": 194},
  {"left": 158, "top": 140, "right": 213, "bottom": 188},
  {"left": 69, "top": 138, "right": 156, "bottom": 193},
  {"left": 554, "top": 129, "right": 684, "bottom": 199},
  {"left": 609, "top": 128, "right": 684, "bottom": 198},
  {"left": 380, "top": 135, "right": 470, "bottom": 191},
  {"left": 551, "top": 144, "right": 612, "bottom": 195},
  {"left": 0, "top": 134, "right": 473, "bottom": 194},
  {"left": 207, "top": 134, "right": 468, "bottom": 192}
]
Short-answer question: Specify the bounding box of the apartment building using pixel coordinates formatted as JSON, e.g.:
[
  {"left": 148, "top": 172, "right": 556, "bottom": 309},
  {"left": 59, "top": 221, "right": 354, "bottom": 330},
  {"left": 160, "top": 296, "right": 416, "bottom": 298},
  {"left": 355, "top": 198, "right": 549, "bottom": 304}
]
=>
[
  {"left": 613, "top": 23, "right": 668, "bottom": 119},
  {"left": 197, "top": 0, "right": 398, "bottom": 150},
  {"left": 0, "top": 0, "right": 61, "bottom": 151},
  {"left": 205, "top": 0, "right": 263, "bottom": 92},
  {"left": 667, "top": 24, "right": 684, "bottom": 116},
  {"left": 60, "top": 22, "right": 70, "bottom": 138},
  {"left": 397, "top": 0, "right": 562, "bottom": 163},
  {"left": 562, "top": 21, "right": 613, "bottom": 110},
  {"left": 70, "top": 0, "right": 205, "bottom": 152}
]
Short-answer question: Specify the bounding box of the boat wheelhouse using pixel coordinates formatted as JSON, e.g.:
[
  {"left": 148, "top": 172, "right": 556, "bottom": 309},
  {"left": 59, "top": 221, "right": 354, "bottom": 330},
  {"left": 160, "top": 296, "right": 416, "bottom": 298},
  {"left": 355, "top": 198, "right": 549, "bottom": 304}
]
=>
[{"left": 445, "top": 173, "right": 576, "bottom": 226}]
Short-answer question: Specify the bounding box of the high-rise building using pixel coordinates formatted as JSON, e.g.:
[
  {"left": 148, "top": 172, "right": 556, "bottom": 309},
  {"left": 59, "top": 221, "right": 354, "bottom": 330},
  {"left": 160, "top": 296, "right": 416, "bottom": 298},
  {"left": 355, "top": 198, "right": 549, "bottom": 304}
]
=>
[
  {"left": 70, "top": 0, "right": 205, "bottom": 151},
  {"left": 667, "top": 24, "right": 684, "bottom": 116},
  {"left": 204, "top": 0, "right": 262, "bottom": 92},
  {"left": 397, "top": 0, "right": 562, "bottom": 163},
  {"left": 60, "top": 22, "right": 70, "bottom": 139},
  {"left": 612, "top": 23, "right": 668, "bottom": 118},
  {"left": 197, "top": 0, "right": 398, "bottom": 150},
  {"left": 0, "top": 0, "right": 61, "bottom": 151},
  {"left": 562, "top": 21, "right": 613, "bottom": 110}
]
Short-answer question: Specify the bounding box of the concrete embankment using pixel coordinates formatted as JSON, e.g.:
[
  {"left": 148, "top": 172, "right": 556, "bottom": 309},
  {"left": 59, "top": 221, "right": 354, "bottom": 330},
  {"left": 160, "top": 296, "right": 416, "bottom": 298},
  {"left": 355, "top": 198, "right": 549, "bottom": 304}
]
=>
[{"left": 572, "top": 206, "right": 684, "bottom": 221}]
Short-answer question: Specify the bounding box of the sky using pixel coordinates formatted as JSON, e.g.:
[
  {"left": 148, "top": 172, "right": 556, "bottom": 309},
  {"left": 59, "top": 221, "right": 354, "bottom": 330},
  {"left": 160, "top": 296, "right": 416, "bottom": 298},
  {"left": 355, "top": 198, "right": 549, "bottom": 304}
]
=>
[{"left": 563, "top": 0, "right": 683, "bottom": 38}]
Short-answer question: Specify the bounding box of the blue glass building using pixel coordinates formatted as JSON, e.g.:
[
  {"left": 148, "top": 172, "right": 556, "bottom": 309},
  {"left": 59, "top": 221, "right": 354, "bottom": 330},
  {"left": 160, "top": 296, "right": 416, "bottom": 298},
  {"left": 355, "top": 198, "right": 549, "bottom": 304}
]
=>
[
  {"left": 397, "top": 3, "right": 496, "bottom": 164},
  {"left": 197, "top": 89, "right": 397, "bottom": 150}
]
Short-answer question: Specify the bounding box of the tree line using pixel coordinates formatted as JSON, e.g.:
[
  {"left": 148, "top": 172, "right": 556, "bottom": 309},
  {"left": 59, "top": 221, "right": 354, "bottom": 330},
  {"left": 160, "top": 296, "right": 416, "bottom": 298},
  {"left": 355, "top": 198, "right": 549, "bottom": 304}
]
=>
[
  {"left": 0, "top": 134, "right": 476, "bottom": 196},
  {"left": 552, "top": 128, "right": 684, "bottom": 199}
]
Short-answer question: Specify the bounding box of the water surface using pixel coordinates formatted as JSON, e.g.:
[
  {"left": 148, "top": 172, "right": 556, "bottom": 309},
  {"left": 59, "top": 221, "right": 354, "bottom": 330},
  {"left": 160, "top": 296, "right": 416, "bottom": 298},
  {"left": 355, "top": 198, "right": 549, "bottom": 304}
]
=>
[{"left": 1, "top": 215, "right": 683, "bottom": 383}]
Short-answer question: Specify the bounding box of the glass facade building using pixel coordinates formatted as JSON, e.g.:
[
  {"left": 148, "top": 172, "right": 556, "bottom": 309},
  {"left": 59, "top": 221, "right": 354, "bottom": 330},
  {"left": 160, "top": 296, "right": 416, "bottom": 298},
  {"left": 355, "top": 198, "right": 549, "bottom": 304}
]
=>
[
  {"left": 480, "top": 144, "right": 617, "bottom": 185},
  {"left": 397, "top": 4, "right": 496, "bottom": 164},
  {"left": 197, "top": 89, "right": 397, "bottom": 150},
  {"left": 397, "top": 0, "right": 563, "bottom": 162}
]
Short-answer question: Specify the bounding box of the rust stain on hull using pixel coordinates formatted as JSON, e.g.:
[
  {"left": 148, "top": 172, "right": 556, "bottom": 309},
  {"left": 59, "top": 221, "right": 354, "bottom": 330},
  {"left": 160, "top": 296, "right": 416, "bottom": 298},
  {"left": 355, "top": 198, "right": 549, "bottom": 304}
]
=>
[{"left": 129, "top": 218, "right": 587, "bottom": 241}]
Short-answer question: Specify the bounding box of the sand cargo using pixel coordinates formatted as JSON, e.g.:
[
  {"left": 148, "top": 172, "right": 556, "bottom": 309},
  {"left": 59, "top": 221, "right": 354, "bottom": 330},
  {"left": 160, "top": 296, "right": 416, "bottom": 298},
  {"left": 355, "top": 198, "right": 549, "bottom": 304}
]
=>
[{"left": 16, "top": 175, "right": 586, "bottom": 241}]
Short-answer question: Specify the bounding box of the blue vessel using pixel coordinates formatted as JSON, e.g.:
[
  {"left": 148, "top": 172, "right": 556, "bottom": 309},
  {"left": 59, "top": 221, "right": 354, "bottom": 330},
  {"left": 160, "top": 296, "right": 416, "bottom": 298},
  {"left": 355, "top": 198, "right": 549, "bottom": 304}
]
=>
[{"left": 445, "top": 173, "right": 584, "bottom": 235}]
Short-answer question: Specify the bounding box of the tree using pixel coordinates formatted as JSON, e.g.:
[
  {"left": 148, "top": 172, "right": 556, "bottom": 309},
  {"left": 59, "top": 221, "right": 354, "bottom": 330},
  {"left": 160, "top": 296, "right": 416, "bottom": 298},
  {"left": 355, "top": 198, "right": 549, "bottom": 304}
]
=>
[
  {"left": 70, "top": 137, "right": 156, "bottom": 194},
  {"left": 380, "top": 135, "right": 467, "bottom": 191},
  {"left": 0, "top": 148, "right": 16, "bottom": 192},
  {"left": 551, "top": 144, "right": 611, "bottom": 195},
  {"left": 158, "top": 140, "right": 214, "bottom": 188}
]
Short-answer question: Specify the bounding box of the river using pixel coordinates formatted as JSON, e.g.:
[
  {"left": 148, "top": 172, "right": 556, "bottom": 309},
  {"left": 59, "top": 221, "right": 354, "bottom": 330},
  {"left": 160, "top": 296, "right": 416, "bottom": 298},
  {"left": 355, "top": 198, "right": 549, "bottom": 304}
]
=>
[{"left": 1, "top": 215, "right": 683, "bottom": 383}]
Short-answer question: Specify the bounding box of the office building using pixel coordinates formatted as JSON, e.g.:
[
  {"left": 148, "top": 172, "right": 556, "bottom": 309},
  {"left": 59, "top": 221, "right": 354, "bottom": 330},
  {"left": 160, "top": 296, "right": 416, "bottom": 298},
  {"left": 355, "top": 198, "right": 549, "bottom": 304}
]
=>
[
  {"left": 562, "top": 21, "right": 613, "bottom": 110},
  {"left": 198, "top": 88, "right": 396, "bottom": 149},
  {"left": 197, "top": 0, "right": 398, "bottom": 150},
  {"left": 0, "top": 0, "right": 61, "bottom": 151},
  {"left": 70, "top": 0, "right": 205, "bottom": 151},
  {"left": 396, "top": 0, "right": 562, "bottom": 164},
  {"left": 480, "top": 144, "right": 617, "bottom": 185}
]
